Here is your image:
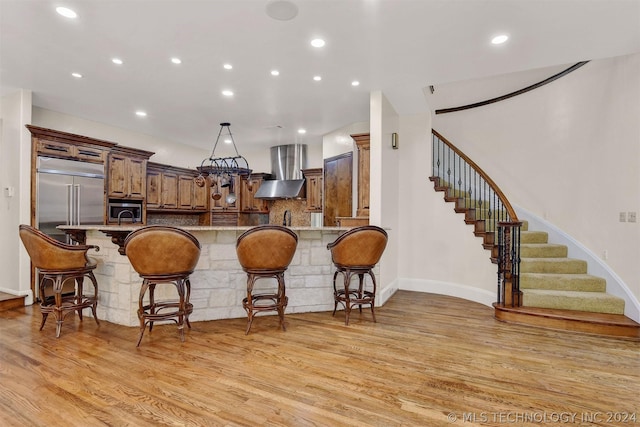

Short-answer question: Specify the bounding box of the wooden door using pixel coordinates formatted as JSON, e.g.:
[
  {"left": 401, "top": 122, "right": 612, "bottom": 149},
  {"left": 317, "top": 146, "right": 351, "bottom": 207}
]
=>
[{"left": 323, "top": 152, "right": 352, "bottom": 226}]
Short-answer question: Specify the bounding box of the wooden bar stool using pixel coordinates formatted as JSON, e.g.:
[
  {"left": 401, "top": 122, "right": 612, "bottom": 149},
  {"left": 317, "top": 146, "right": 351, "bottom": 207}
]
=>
[
  {"left": 124, "top": 226, "right": 201, "bottom": 346},
  {"left": 327, "top": 225, "right": 388, "bottom": 325},
  {"left": 236, "top": 225, "right": 298, "bottom": 334},
  {"left": 19, "top": 224, "right": 100, "bottom": 338}
]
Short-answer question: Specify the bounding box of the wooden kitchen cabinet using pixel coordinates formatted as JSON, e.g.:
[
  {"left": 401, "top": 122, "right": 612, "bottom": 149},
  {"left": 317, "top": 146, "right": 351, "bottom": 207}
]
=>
[
  {"left": 147, "top": 163, "right": 208, "bottom": 212},
  {"left": 177, "top": 172, "right": 208, "bottom": 210},
  {"left": 190, "top": 175, "right": 209, "bottom": 210},
  {"left": 146, "top": 165, "right": 178, "bottom": 209},
  {"left": 27, "top": 125, "right": 115, "bottom": 165},
  {"left": 352, "top": 133, "right": 370, "bottom": 218},
  {"left": 240, "top": 173, "right": 271, "bottom": 213},
  {"left": 302, "top": 168, "right": 323, "bottom": 212},
  {"left": 108, "top": 147, "right": 153, "bottom": 200}
]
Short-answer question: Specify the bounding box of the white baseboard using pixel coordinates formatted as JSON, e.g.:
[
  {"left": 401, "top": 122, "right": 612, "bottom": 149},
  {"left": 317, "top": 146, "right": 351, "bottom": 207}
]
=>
[{"left": 398, "top": 278, "right": 496, "bottom": 308}]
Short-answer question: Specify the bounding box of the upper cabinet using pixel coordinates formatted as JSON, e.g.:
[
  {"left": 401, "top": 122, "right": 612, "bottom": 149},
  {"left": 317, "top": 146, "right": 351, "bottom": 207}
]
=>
[
  {"left": 302, "top": 168, "right": 323, "bottom": 212},
  {"left": 27, "top": 125, "right": 116, "bottom": 164},
  {"left": 146, "top": 165, "right": 178, "bottom": 209},
  {"left": 147, "top": 162, "right": 208, "bottom": 212},
  {"left": 352, "top": 133, "right": 370, "bottom": 218},
  {"left": 107, "top": 147, "right": 153, "bottom": 200},
  {"left": 240, "top": 173, "right": 271, "bottom": 213}
]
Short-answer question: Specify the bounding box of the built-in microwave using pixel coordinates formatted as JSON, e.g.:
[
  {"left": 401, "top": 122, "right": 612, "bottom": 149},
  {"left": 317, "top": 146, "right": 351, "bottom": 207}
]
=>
[{"left": 108, "top": 200, "right": 142, "bottom": 223}]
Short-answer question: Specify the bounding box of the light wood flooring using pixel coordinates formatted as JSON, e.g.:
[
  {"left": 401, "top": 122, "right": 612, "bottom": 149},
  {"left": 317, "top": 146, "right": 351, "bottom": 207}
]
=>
[{"left": 0, "top": 291, "right": 638, "bottom": 426}]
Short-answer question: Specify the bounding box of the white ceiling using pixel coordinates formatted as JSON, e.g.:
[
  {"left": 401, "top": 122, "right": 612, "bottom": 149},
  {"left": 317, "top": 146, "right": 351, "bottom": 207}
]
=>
[{"left": 2, "top": 0, "right": 639, "bottom": 151}]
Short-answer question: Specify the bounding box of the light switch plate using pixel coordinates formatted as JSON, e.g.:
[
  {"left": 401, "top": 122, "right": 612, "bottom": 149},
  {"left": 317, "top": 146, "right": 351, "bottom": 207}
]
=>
[
  {"left": 628, "top": 212, "right": 637, "bottom": 223},
  {"left": 619, "top": 212, "right": 626, "bottom": 222}
]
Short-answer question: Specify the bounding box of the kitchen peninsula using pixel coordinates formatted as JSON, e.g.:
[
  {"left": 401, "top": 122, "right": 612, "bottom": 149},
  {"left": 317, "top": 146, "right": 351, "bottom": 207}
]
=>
[{"left": 59, "top": 225, "right": 366, "bottom": 327}]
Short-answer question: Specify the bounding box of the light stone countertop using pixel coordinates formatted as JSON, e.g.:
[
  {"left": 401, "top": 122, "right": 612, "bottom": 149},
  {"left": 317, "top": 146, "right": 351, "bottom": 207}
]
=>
[{"left": 58, "top": 224, "right": 350, "bottom": 232}]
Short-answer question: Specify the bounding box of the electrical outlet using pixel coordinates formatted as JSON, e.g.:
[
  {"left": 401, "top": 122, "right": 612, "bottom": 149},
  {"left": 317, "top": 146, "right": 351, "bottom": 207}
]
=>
[
  {"left": 603, "top": 250, "right": 608, "bottom": 260},
  {"left": 628, "top": 212, "right": 637, "bottom": 223},
  {"left": 619, "top": 212, "right": 626, "bottom": 222}
]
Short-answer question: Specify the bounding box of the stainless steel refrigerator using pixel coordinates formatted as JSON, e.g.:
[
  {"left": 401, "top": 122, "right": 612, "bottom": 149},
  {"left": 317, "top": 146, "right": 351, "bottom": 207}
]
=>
[{"left": 36, "top": 156, "right": 105, "bottom": 243}]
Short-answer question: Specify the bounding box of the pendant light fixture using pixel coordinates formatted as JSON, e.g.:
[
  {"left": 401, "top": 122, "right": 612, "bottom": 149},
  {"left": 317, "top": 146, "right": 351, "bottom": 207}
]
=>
[{"left": 195, "top": 123, "right": 252, "bottom": 198}]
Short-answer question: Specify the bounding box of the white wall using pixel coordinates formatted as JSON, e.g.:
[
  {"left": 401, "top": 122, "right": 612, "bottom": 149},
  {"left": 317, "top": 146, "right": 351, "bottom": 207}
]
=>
[
  {"left": 0, "top": 90, "right": 34, "bottom": 302},
  {"left": 370, "top": 91, "right": 401, "bottom": 301},
  {"left": 394, "top": 112, "right": 498, "bottom": 305},
  {"left": 432, "top": 53, "right": 640, "bottom": 305}
]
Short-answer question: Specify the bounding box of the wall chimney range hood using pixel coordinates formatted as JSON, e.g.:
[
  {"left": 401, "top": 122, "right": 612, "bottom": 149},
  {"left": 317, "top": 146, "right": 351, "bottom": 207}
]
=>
[{"left": 254, "top": 144, "right": 307, "bottom": 200}]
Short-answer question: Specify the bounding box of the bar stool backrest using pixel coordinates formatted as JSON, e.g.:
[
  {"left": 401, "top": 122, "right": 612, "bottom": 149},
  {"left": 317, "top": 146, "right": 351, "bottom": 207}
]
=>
[
  {"left": 19, "top": 224, "right": 95, "bottom": 271},
  {"left": 236, "top": 225, "right": 298, "bottom": 271},
  {"left": 124, "top": 226, "right": 201, "bottom": 277},
  {"left": 327, "top": 225, "right": 388, "bottom": 269}
]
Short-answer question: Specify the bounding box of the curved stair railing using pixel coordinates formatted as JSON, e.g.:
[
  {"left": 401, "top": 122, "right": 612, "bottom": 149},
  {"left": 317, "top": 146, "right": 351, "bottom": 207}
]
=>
[
  {"left": 430, "top": 129, "right": 522, "bottom": 306},
  {"left": 434, "top": 61, "right": 589, "bottom": 115}
]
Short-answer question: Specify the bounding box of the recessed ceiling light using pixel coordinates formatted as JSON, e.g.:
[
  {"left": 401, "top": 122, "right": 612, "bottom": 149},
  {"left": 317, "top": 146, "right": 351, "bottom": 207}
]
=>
[
  {"left": 135, "top": 111, "right": 147, "bottom": 117},
  {"left": 298, "top": 129, "right": 306, "bottom": 134},
  {"left": 271, "top": 70, "right": 280, "bottom": 76},
  {"left": 491, "top": 34, "right": 509, "bottom": 45},
  {"left": 311, "top": 38, "right": 325, "bottom": 48},
  {"left": 71, "top": 72, "right": 83, "bottom": 78},
  {"left": 171, "top": 57, "right": 182, "bottom": 64},
  {"left": 223, "top": 64, "right": 233, "bottom": 70},
  {"left": 313, "top": 76, "right": 322, "bottom": 81},
  {"left": 351, "top": 80, "right": 360, "bottom": 86},
  {"left": 222, "top": 90, "right": 234, "bottom": 96},
  {"left": 56, "top": 7, "right": 77, "bottom": 19},
  {"left": 224, "top": 138, "right": 232, "bottom": 144},
  {"left": 112, "top": 58, "right": 123, "bottom": 65}
]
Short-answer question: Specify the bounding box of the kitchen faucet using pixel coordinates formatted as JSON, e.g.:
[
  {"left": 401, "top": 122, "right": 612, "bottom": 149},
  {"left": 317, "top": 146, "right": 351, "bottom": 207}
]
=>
[
  {"left": 283, "top": 210, "right": 291, "bottom": 226},
  {"left": 117, "top": 210, "right": 137, "bottom": 225}
]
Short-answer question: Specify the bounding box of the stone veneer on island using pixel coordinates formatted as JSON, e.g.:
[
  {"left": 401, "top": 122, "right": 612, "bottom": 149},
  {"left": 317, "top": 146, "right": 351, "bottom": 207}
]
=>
[{"left": 59, "top": 225, "right": 378, "bottom": 327}]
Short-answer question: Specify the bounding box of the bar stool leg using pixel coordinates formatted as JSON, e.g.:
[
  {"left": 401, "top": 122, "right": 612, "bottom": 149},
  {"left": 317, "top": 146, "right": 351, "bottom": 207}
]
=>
[
  {"left": 343, "top": 271, "right": 353, "bottom": 326},
  {"left": 88, "top": 272, "right": 100, "bottom": 326},
  {"left": 277, "top": 273, "right": 287, "bottom": 331},
  {"left": 368, "top": 270, "right": 377, "bottom": 323},
  {"left": 244, "top": 275, "right": 256, "bottom": 335}
]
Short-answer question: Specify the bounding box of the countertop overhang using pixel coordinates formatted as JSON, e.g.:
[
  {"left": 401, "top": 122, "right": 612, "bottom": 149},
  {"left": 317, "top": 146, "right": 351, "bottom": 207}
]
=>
[{"left": 58, "top": 225, "right": 354, "bottom": 255}]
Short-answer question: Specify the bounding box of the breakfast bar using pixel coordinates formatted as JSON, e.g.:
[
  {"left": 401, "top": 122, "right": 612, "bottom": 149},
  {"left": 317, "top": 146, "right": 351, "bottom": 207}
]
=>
[{"left": 59, "top": 225, "right": 360, "bottom": 327}]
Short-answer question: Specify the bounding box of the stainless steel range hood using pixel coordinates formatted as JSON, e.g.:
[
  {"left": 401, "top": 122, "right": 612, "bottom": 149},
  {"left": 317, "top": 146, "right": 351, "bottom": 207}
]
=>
[{"left": 254, "top": 144, "right": 307, "bottom": 200}]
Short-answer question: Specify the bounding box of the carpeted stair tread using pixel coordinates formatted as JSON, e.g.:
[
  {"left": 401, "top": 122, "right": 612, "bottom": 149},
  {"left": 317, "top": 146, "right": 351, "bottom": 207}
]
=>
[
  {"left": 520, "top": 257, "right": 587, "bottom": 274},
  {"left": 520, "top": 243, "right": 567, "bottom": 258},
  {"left": 522, "top": 289, "right": 625, "bottom": 314},
  {"left": 520, "top": 273, "right": 606, "bottom": 292}
]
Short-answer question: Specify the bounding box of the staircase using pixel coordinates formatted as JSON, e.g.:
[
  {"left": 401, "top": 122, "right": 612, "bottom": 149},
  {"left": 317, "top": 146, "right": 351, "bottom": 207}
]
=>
[
  {"left": 519, "top": 222, "right": 624, "bottom": 314},
  {"left": 430, "top": 130, "right": 639, "bottom": 339},
  {"left": 433, "top": 182, "right": 640, "bottom": 338}
]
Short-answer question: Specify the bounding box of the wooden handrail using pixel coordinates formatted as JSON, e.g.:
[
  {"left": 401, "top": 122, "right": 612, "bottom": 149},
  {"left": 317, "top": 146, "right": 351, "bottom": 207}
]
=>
[
  {"left": 432, "top": 129, "right": 519, "bottom": 222},
  {"left": 435, "top": 61, "right": 589, "bottom": 115}
]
